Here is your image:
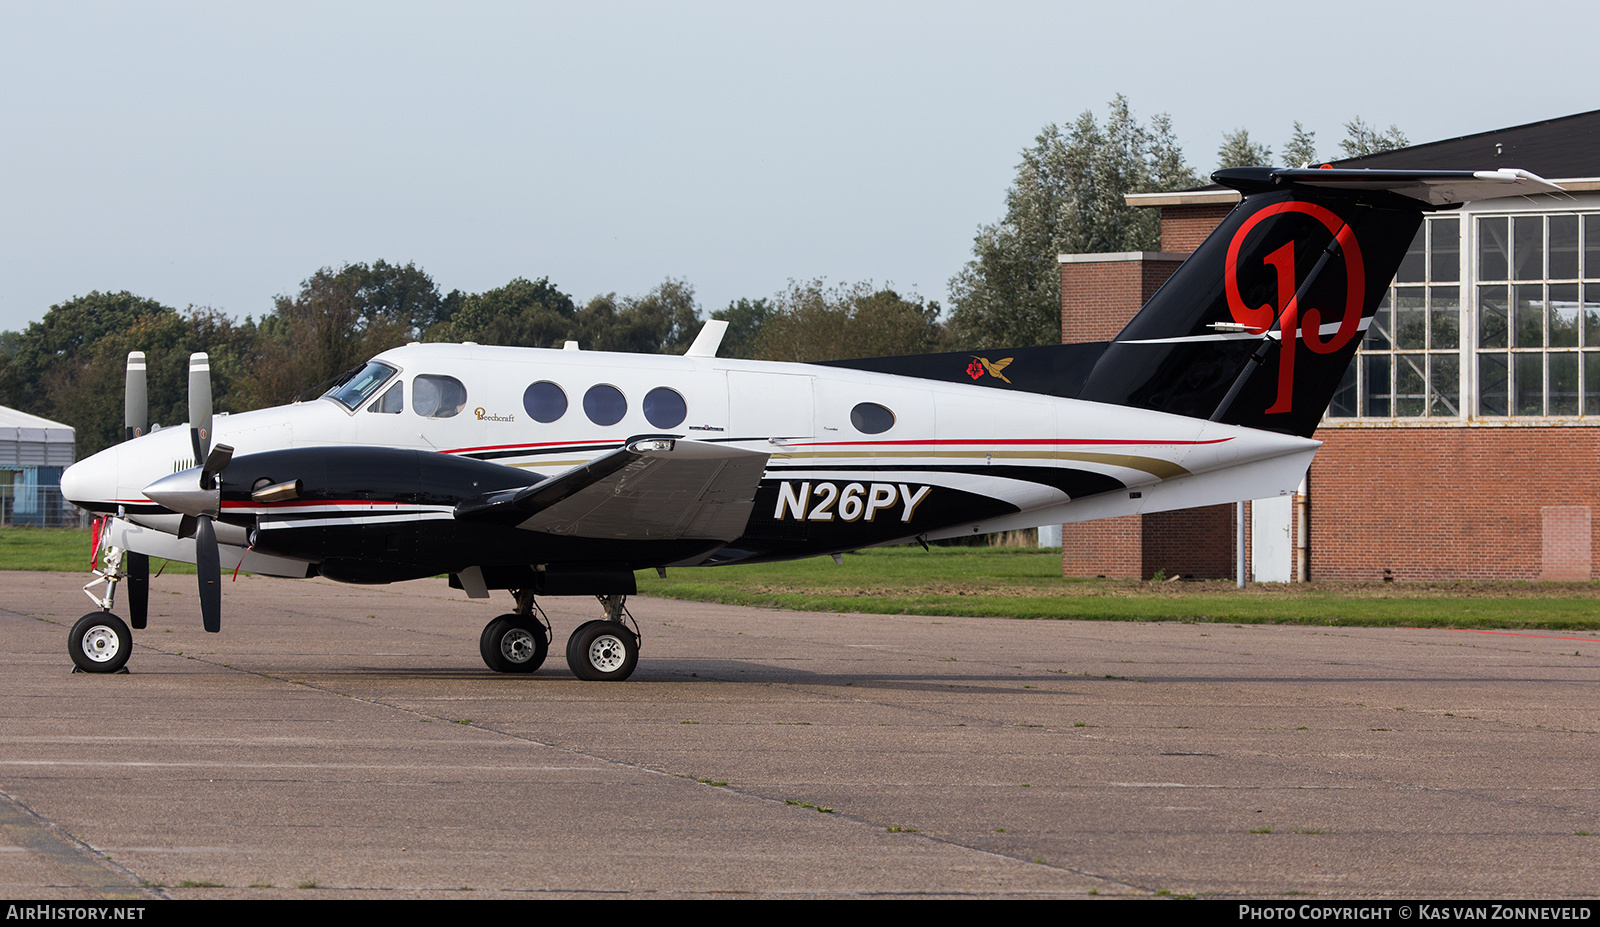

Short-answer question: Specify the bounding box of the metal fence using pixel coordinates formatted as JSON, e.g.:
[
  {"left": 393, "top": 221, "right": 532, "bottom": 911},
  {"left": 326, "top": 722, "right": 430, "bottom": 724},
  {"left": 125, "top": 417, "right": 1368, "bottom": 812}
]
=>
[{"left": 0, "top": 481, "right": 84, "bottom": 528}]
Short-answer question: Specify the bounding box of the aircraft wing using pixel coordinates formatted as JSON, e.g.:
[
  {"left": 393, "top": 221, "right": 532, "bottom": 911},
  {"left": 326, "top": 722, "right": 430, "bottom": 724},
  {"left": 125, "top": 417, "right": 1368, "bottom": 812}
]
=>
[{"left": 455, "top": 436, "right": 770, "bottom": 541}]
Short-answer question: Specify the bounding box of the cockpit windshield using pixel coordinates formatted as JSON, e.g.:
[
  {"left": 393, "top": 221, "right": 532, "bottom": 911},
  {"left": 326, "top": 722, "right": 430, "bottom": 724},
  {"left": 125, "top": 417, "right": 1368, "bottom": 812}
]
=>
[{"left": 323, "top": 361, "right": 398, "bottom": 411}]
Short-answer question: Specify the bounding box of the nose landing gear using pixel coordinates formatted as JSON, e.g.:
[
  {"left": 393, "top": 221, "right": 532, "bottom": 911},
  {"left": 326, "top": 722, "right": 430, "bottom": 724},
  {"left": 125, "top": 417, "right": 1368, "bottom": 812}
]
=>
[{"left": 72, "top": 519, "right": 138, "bottom": 674}]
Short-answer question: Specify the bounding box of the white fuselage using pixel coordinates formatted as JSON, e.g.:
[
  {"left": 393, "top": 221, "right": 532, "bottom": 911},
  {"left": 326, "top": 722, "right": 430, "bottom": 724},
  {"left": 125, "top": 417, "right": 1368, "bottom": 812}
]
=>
[{"left": 63, "top": 342, "right": 1321, "bottom": 564}]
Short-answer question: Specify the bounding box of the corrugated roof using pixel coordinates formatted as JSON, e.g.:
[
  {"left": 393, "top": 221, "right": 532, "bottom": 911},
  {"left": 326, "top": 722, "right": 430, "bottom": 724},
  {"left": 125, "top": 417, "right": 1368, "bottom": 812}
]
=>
[
  {"left": 1330, "top": 109, "right": 1600, "bottom": 178},
  {"left": 0, "top": 405, "right": 75, "bottom": 436},
  {"left": 1135, "top": 110, "right": 1600, "bottom": 206}
]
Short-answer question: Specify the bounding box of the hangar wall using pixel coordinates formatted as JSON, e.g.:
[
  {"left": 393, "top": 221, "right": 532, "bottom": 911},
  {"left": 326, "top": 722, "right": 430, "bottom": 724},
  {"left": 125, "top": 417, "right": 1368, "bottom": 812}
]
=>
[{"left": 1307, "top": 426, "right": 1598, "bottom": 581}]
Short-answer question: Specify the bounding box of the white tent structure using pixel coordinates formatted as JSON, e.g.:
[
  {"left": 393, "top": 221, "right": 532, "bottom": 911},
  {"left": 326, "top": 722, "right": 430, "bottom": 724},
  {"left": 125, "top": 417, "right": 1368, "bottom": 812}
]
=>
[{"left": 0, "top": 406, "right": 77, "bottom": 527}]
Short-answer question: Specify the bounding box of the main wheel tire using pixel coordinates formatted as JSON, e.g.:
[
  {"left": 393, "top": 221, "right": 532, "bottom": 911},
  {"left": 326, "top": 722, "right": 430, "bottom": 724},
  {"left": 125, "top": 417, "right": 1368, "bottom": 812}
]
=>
[
  {"left": 564, "top": 619, "right": 605, "bottom": 673},
  {"left": 479, "top": 614, "right": 548, "bottom": 674},
  {"left": 566, "top": 620, "right": 639, "bottom": 682},
  {"left": 69, "top": 613, "right": 132, "bottom": 673}
]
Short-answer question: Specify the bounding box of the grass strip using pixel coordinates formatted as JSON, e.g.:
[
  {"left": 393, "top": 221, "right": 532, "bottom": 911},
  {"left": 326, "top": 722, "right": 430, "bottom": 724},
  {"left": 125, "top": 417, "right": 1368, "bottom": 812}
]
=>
[{"left": 9, "top": 529, "right": 1595, "bottom": 631}]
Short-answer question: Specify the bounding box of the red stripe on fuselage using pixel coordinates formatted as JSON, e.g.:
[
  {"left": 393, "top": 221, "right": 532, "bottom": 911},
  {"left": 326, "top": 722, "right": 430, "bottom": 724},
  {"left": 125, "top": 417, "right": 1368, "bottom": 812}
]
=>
[{"left": 442, "top": 439, "right": 623, "bottom": 455}]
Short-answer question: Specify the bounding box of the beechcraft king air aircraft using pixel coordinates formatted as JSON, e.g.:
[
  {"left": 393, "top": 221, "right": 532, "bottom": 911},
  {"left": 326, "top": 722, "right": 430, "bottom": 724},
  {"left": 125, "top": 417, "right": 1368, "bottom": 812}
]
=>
[{"left": 60, "top": 167, "right": 1562, "bottom": 679}]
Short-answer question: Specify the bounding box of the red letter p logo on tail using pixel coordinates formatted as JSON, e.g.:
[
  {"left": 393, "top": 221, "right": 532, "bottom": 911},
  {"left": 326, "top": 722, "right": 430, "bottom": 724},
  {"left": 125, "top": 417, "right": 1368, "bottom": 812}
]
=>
[{"left": 1224, "top": 202, "right": 1365, "bottom": 415}]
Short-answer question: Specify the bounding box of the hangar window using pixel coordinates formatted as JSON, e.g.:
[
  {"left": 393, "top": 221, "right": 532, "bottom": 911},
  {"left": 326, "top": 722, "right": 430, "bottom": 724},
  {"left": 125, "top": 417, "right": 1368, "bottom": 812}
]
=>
[
  {"left": 523, "top": 381, "right": 568, "bottom": 423},
  {"left": 413, "top": 375, "right": 468, "bottom": 419},
  {"left": 643, "top": 387, "right": 687, "bottom": 429},
  {"left": 1330, "top": 217, "right": 1463, "bottom": 419},
  {"left": 583, "top": 384, "right": 627, "bottom": 426},
  {"left": 1473, "top": 213, "right": 1600, "bottom": 417},
  {"left": 850, "top": 402, "right": 895, "bottom": 434},
  {"left": 1331, "top": 210, "right": 1600, "bottom": 422}
]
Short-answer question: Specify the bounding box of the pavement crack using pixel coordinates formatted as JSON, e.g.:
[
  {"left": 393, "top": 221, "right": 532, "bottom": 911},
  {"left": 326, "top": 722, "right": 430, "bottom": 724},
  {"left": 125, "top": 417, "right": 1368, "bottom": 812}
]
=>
[{"left": 0, "top": 786, "right": 164, "bottom": 900}]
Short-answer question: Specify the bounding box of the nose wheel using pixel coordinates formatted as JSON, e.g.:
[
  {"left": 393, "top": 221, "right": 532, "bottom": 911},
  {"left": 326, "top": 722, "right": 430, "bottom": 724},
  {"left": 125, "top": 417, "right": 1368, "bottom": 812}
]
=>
[{"left": 69, "top": 613, "right": 132, "bottom": 673}]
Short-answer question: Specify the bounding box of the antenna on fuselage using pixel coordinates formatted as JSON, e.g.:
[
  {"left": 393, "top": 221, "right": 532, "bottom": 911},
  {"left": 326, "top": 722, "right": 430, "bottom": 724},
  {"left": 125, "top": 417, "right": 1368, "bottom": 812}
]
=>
[{"left": 685, "top": 320, "right": 728, "bottom": 358}]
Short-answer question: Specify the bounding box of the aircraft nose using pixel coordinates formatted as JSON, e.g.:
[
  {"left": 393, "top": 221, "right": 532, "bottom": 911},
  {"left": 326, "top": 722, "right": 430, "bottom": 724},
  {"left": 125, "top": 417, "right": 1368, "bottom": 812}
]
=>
[{"left": 61, "top": 446, "right": 120, "bottom": 510}]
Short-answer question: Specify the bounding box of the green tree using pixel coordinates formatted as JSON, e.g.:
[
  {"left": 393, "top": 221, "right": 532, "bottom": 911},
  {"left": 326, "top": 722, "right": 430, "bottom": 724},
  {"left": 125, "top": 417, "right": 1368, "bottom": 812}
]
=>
[
  {"left": 947, "top": 95, "right": 1198, "bottom": 349},
  {"left": 0, "top": 294, "right": 258, "bottom": 456},
  {"left": 575, "top": 278, "right": 702, "bottom": 354},
  {"left": 251, "top": 265, "right": 419, "bottom": 406},
  {"left": 434, "top": 277, "right": 578, "bottom": 348},
  {"left": 358, "top": 260, "right": 446, "bottom": 331},
  {"left": 1283, "top": 121, "right": 1318, "bottom": 168},
  {"left": 711, "top": 297, "right": 775, "bottom": 359},
  {"left": 752, "top": 280, "right": 941, "bottom": 362},
  {"left": 1340, "top": 117, "right": 1409, "bottom": 158},
  {"left": 0, "top": 291, "right": 174, "bottom": 404},
  {"left": 1217, "top": 128, "right": 1272, "bottom": 169}
]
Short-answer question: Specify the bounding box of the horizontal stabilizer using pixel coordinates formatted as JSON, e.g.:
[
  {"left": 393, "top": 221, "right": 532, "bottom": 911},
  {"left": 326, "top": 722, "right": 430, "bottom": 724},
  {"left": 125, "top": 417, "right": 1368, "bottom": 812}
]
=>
[
  {"left": 1221, "top": 167, "right": 1563, "bottom": 208},
  {"left": 456, "top": 436, "right": 770, "bottom": 541}
]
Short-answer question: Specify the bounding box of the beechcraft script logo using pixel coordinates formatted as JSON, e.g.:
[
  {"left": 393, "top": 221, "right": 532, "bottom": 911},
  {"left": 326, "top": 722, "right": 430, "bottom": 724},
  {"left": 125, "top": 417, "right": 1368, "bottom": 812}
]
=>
[
  {"left": 965, "top": 356, "right": 1013, "bottom": 383},
  {"left": 1224, "top": 201, "right": 1365, "bottom": 415}
]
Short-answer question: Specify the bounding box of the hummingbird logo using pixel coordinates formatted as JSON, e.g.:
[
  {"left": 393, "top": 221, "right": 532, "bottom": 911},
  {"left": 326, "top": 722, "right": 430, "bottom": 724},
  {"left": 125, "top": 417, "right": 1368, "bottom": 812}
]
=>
[{"left": 965, "top": 356, "right": 1013, "bottom": 384}]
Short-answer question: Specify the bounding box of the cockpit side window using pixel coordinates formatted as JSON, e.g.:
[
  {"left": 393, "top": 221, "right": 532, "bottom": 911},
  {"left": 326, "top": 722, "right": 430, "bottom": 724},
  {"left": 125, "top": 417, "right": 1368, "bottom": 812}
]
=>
[
  {"left": 368, "top": 380, "right": 404, "bottom": 414},
  {"left": 325, "top": 361, "right": 398, "bottom": 411},
  {"left": 414, "top": 374, "right": 468, "bottom": 419}
]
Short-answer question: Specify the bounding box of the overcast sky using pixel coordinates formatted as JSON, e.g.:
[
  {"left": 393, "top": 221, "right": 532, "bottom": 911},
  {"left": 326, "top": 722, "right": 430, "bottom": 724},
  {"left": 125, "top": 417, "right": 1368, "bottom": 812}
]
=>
[{"left": 2, "top": 0, "right": 1594, "bottom": 333}]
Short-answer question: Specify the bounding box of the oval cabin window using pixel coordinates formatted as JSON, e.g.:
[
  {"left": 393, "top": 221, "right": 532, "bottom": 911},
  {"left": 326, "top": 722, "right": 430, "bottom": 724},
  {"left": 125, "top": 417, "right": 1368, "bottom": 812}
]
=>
[
  {"left": 523, "top": 381, "right": 568, "bottom": 423},
  {"left": 643, "top": 387, "right": 687, "bottom": 429},
  {"left": 583, "top": 384, "right": 627, "bottom": 426},
  {"left": 850, "top": 402, "right": 895, "bottom": 434}
]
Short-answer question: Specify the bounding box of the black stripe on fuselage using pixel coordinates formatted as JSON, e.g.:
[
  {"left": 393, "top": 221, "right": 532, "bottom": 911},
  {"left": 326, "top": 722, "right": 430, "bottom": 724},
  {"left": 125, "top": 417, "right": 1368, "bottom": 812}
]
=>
[{"left": 761, "top": 463, "right": 1125, "bottom": 500}]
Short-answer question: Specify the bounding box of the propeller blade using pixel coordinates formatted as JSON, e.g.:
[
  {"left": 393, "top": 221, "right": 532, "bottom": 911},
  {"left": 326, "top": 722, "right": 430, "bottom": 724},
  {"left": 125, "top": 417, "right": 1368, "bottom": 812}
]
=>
[
  {"left": 188, "top": 353, "right": 212, "bottom": 464},
  {"left": 195, "top": 515, "right": 221, "bottom": 633},
  {"left": 201, "top": 443, "right": 234, "bottom": 490},
  {"left": 124, "top": 352, "right": 147, "bottom": 442},
  {"left": 127, "top": 552, "right": 149, "bottom": 630}
]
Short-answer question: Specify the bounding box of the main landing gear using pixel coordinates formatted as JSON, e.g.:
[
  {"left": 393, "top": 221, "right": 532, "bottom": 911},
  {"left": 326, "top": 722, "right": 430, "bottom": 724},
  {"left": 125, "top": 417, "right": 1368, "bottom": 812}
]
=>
[{"left": 478, "top": 591, "right": 640, "bottom": 681}]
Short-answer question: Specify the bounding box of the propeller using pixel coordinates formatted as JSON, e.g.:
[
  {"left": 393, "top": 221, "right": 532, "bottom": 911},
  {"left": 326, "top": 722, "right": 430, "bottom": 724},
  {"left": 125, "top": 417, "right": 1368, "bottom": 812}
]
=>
[
  {"left": 125, "top": 352, "right": 149, "bottom": 629},
  {"left": 190, "top": 353, "right": 228, "bottom": 634},
  {"left": 143, "top": 353, "right": 232, "bottom": 633}
]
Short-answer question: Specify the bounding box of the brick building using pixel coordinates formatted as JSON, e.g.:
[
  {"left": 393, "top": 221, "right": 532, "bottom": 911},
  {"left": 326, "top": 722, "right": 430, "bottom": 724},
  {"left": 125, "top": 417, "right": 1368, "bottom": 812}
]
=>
[{"left": 1060, "top": 110, "right": 1600, "bottom": 582}]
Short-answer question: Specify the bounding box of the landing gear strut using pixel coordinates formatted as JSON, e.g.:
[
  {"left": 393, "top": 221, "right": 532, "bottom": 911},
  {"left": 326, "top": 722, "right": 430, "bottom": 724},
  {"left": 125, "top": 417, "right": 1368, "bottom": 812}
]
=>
[{"left": 73, "top": 518, "right": 135, "bottom": 674}]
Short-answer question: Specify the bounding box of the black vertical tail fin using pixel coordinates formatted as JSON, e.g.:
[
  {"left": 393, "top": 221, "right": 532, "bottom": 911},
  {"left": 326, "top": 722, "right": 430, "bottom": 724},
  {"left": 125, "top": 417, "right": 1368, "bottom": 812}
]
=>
[{"left": 1077, "top": 167, "right": 1559, "bottom": 437}]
